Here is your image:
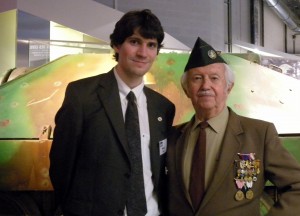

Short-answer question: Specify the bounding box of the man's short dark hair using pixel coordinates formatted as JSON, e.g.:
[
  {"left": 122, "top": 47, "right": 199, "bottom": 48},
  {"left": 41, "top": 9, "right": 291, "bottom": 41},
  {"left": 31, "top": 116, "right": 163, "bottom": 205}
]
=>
[{"left": 110, "top": 9, "right": 164, "bottom": 61}]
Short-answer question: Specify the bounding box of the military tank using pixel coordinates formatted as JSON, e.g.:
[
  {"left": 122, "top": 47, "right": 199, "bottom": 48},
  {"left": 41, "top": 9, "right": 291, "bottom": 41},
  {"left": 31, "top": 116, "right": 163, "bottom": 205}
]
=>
[{"left": 0, "top": 52, "right": 299, "bottom": 215}]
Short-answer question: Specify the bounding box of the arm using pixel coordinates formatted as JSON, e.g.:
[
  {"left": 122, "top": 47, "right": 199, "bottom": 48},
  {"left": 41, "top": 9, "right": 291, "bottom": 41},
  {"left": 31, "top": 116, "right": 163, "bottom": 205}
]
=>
[
  {"left": 49, "top": 83, "right": 83, "bottom": 206},
  {"left": 264, "top": 123, "right": 300, "bottom": 216}
]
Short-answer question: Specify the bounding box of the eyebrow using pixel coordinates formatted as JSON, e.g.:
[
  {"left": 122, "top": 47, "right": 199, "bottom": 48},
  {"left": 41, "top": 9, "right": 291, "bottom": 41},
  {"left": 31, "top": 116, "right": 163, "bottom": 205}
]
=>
[{"left": 127, "top": 35, "right": 158, "bottom": 44}]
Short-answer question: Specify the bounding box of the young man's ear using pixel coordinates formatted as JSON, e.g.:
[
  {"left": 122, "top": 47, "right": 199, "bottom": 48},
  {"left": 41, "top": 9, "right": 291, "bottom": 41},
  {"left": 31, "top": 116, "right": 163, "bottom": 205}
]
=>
[{"left": 113, "top": 45, "right": 119, "bottom": 53}]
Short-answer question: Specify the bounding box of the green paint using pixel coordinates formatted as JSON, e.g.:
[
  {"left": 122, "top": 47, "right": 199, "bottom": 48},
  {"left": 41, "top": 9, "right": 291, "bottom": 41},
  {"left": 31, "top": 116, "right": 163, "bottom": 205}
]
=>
[{"left": 0, "top": 141, "right": 20, "bottom": 164}]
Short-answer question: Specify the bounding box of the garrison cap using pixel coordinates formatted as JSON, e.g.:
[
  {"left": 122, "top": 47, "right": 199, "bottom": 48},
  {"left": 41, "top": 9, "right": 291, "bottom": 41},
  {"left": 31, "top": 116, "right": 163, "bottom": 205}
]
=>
[{"left": 184, "top": 37, "right": 227, "bottom": 72}]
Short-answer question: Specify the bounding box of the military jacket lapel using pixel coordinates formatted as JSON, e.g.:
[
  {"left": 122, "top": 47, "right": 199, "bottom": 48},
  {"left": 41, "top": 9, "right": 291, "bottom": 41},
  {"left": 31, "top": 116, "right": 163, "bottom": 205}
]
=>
[
  {"left": 198, "top": 110, "right": 244, "bottom": 212},
  {"left": 175, "top": 121, "right": 195, "bottom": 206}
]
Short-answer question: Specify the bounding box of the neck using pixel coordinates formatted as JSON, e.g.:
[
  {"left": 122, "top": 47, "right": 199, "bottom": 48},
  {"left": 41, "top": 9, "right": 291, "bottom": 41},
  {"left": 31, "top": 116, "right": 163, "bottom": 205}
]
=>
[
  {"left": 196, "top": 107, "right": 225, "bottom": 121},
  {"left": 115, "top": 65, "right": 143, "bottom": 89}
]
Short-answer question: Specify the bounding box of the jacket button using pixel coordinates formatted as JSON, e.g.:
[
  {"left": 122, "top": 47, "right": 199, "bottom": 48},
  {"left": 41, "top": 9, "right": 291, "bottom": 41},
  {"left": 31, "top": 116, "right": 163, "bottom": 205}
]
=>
[{"left": 117, "top": 210, "right": 124, "bottom": 215}]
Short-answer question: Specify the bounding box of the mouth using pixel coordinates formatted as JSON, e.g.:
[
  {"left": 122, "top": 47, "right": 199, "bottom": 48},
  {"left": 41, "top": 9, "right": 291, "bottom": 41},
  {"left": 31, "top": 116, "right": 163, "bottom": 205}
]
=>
[
  {"left": 132, "top": 59, "right": 148, "bottom": 64},
  {"left": 131, "top": 57, "right": 149, "bottom": 63},
  {"left": 132, "top": 60, "right": 150, "bottom": 69}
]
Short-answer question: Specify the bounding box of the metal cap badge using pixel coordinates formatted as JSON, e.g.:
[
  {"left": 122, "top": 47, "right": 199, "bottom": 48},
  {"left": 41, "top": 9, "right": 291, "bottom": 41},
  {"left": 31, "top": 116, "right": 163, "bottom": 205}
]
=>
[{"left": 184, "top": 37, "right": 227, "bottom": 72}]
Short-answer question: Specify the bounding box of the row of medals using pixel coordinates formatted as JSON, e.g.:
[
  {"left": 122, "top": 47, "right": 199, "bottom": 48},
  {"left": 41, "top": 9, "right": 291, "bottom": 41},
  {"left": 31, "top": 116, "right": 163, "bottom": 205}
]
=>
[{"left": 234, "top": 153, "right": 260, "bottom": 201}]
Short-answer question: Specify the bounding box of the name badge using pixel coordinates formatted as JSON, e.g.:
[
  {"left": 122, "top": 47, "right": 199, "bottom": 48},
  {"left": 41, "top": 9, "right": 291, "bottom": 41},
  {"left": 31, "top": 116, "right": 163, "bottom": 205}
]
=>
[{"left": 159, "top": 139, "right": 167, "bottom": 155}]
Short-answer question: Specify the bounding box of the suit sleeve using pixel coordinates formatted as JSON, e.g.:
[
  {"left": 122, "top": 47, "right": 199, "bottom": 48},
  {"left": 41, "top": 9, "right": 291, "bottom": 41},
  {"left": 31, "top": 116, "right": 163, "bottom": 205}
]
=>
[
  {"left": 264, "top": 123, "right": 300, "bottom": 216},
  {"left": 49, "top": 83, "right": 83, "bottom": 206}
]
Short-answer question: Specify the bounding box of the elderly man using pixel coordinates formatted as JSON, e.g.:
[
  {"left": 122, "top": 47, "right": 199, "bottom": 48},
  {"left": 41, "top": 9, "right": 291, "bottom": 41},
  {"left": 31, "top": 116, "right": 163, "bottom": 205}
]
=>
[{"left": 167, "top": 37, "right": 300, "bottom": 216}]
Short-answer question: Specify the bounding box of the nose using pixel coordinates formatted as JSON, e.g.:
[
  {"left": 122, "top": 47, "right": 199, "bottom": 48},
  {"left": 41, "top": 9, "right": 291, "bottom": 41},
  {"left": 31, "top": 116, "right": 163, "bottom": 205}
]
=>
[
  {"left": 201, "top": 77, "right": 211, "bottom": 89},
  {"left": 137, "top": 44, "right": 147, "bottom": 57}
]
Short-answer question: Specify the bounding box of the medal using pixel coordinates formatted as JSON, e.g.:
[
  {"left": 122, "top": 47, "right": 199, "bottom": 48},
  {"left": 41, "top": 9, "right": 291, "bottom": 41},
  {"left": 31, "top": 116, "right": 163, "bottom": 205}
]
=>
[
  {"left": 246, "top": 179, "right": 253, "bottom": 188},
  {"left": 235, "top": 179, "right": 245, "bottom": 189},
  {"left": 254, "top": 160, "right": 261, "bottom": 174},
  {"left": 246, "top": 189, "right": 254, "bottom": 199},
  {"left": 240, "top": 160, "right": 246, "bottom": 169},
  {"left": 235, "top": 190, "right": 244, "bottom": 201},
  {"left": 234, "top": 153, "right": 260, "bottom": 201}
]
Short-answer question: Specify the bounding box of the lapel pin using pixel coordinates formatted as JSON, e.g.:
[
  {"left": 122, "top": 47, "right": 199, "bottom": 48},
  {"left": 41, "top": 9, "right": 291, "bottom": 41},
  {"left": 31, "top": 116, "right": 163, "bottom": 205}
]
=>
[{"left": 158, "top": 117, "right": 162, "bottom": 122}]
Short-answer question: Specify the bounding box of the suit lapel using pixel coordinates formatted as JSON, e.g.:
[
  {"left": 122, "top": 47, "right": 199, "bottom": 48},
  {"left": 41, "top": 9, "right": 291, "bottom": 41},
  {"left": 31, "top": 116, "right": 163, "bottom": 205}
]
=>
[
  {"left": 96, "top": 70, "right": 129, "bottom": 156},
  {"left": 199, "top": 109, "right": 244, "bottom": 211},
  {"left": 144, "top": 88, "right": 162, "bottom": 185}
]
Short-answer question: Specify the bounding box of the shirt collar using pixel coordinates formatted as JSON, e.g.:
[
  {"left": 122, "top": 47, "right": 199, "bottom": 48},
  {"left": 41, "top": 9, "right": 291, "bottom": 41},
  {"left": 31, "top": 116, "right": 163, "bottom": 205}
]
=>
[
  {"left": 192, "top": 107, "right": 229, "bottom": 133},
  {"left": 209, "top": 107, "right": 229, "bottom": 133},
  {"left": 113, "top": 68, "right": 145, "bottom": 100}
]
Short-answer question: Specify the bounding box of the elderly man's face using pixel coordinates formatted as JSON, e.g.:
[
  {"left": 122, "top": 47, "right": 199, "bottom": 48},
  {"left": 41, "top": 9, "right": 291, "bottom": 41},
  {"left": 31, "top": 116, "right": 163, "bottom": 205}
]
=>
[{"left": 185, "top": 63, "right": 233, "bottom": 119}]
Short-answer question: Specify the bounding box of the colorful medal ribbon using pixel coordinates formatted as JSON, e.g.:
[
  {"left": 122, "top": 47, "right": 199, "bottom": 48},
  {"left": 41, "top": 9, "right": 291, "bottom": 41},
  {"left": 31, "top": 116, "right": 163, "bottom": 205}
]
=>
[{"left": 234, "top": 153, "right": 260, "bottom": 201}]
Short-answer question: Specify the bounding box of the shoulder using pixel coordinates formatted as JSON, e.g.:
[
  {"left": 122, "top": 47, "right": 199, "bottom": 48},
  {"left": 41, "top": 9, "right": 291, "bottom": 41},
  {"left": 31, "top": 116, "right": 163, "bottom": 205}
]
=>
[
  {"left": 234, "top": 112, "right": 273, "bottom": 126},
  {"left": 67, "top": 70, "right": 114, "bottom": 92},
  {"left": 174, "top": 122, "right": 188, "bottom": 131},
  {"left": 68, "top": 75, "right": 99, "bottom": 88},
  {"left": 169, "top": 121, "right": 190, "bottom": 139},
  {"left": 228, "top": 108, "right": 277, "bottom": 134},
  {"left": 70, "top": 70, "right": 113, "bottom": 86},
  {"left": 229, "top": 107, "right": 271, "bottom": 124}
]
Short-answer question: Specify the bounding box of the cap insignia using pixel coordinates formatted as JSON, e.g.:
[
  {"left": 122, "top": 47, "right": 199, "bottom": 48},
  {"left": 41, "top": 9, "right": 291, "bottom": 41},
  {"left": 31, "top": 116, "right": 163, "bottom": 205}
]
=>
[{"left": 208, "top": 50, "right": 217, "bottom": 59}]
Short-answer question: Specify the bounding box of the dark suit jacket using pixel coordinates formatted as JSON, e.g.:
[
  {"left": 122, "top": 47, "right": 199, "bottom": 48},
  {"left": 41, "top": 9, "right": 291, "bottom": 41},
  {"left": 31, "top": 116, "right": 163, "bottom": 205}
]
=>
[
  {"left": 167, "top": 108, "right": 300, "bottom": 216},
  {"left": 49, "top": 70, "right": 175, "bottom": 215}
]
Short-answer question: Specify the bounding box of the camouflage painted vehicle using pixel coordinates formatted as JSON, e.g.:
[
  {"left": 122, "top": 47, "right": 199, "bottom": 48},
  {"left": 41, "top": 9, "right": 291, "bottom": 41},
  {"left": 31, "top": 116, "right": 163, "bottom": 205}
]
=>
[{"left": 0, "top": 52, "right": 299, "bottom": 215}]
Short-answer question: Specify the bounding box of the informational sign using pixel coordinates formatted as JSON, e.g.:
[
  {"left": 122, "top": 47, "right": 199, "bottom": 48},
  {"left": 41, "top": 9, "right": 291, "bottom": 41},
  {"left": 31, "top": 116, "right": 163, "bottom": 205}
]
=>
[{"left": 29, "top": 40, "right": 50, "bottom": 67}]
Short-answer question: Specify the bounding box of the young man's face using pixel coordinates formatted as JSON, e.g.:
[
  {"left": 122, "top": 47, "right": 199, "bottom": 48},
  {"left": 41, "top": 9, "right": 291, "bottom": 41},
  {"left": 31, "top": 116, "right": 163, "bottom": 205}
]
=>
[{"left": 113, "top": 29, "right": 159, "bottom": 85}]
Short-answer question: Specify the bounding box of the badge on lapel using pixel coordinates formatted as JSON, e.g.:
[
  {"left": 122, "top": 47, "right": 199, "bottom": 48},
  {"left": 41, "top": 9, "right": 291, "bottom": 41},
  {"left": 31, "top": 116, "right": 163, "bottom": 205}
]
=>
[
  {"left": 159, "top": 139, "right": 167, "bottom": 155},
  {"left": 234, "top": 153, "right": 260, "bottom": 201}
]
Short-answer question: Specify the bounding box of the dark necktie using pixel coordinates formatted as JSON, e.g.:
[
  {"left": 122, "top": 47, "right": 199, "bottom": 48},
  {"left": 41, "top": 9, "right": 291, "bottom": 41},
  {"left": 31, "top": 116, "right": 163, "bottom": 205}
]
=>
[
  {"left": 189, "top": 121, "right": 208, "bottom": 211},
  {"left": 125, "top": 91, "right": 147, "bottom": 216}
]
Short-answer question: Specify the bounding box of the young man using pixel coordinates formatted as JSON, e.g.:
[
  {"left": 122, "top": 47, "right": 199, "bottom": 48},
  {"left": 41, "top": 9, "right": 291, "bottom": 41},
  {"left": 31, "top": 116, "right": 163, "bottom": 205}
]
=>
[
  {"left": 49, "top": 9, "right": 175, "bottom": 216},
  {"left": 167, "top": 37, "right": 300, "bottom": 216}
]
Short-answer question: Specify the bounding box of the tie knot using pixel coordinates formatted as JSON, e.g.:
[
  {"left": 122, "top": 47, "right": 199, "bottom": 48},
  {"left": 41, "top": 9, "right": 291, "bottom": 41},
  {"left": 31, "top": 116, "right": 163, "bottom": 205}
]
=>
[
  {"left": 127, "top": 91, "right": 136, "bottom": 102},
  {"left": 200, "top": 121, "right": 208, "bottom": 129}
]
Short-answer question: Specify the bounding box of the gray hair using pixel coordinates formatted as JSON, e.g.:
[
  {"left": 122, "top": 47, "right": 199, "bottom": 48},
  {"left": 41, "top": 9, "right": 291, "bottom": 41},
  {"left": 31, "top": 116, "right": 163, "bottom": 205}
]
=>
[{"left": 181, "top": 63, "right": 235, "bottom": 91}]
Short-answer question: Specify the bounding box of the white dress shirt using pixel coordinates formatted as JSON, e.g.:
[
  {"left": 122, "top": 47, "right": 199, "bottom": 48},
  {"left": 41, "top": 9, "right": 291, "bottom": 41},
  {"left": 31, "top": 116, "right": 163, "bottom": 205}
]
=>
[{"left": 114, "top": 70, "right": 160, "bottom": 216}]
